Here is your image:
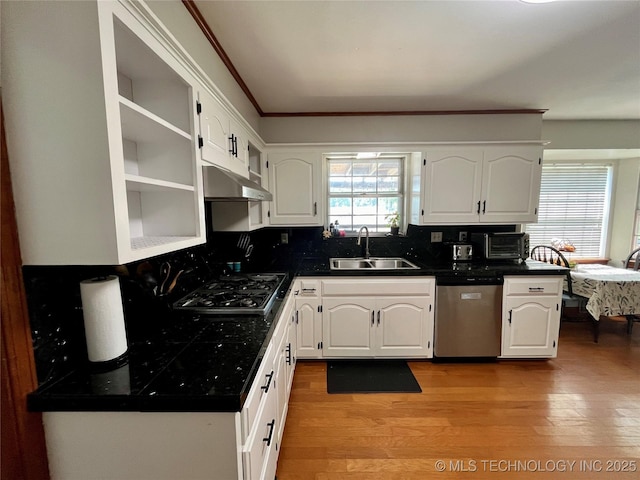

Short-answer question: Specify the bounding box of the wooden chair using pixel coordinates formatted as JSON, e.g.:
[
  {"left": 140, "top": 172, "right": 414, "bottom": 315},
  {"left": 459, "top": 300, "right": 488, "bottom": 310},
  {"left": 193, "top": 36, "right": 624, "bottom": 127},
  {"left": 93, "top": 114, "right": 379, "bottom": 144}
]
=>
[
  {"left": 624, "top": 246, "right": 640, "bottom": 271},
  {"left": 623, "top": 246, "right": 640, "bottom": 333}
]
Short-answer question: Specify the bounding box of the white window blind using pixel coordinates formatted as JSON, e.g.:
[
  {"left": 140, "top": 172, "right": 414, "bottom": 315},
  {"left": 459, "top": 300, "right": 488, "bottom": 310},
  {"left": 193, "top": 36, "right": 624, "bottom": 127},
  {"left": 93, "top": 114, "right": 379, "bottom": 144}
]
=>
[{"left": 526, "top": 163, "right": 612, "bottom": 258}]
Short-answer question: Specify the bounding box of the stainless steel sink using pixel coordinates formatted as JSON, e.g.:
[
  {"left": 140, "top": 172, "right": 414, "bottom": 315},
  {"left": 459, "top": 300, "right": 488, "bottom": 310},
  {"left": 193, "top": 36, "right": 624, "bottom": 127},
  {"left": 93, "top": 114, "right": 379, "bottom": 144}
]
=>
[{"left": 330, "top": 257, "right": 419, "bottom": 270}]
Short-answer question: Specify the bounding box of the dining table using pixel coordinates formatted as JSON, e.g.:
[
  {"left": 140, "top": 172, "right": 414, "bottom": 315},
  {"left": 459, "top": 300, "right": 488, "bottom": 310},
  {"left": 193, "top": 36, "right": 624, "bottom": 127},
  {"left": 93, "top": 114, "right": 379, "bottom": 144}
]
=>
[{"left": 569, "top": 264, "right": 640, "bottom": 341}]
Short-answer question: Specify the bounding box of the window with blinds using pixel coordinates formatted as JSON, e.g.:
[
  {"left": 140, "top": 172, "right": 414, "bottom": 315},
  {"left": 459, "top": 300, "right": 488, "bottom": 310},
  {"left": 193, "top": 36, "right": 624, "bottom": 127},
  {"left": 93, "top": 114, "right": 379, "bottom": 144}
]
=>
[
  {"left": 525, "top": 163, "right": 613, "bottom": 258},
  {"left": 327, "top": 155, "right": 404, "bottom": 232}
]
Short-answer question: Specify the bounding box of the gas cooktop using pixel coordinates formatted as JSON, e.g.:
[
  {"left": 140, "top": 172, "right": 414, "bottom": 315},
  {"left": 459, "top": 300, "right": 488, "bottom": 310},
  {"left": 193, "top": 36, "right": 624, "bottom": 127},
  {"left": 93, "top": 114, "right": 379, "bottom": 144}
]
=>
[{"left": 173, "top": 273, "right": 287, "bottom": 315}]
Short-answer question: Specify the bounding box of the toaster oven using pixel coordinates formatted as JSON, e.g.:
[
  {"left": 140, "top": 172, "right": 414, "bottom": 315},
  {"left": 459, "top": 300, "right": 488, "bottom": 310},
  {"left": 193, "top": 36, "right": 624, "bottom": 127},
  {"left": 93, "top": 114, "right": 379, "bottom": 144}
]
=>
[{"left": 470, "top": 232, "right": 529, "bottom": 261}]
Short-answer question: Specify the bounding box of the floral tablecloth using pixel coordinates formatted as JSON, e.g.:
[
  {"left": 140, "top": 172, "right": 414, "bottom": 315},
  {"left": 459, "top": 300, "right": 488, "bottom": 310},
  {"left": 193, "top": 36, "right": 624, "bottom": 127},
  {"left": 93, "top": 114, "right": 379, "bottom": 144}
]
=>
[{"left": 570, "top": 264, "right": 640, "bottom": 319}]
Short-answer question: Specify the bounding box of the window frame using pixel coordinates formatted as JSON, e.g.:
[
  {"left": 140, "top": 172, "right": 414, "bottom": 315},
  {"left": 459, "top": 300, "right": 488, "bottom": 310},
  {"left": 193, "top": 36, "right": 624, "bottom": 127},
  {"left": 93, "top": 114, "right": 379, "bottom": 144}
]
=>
[
  {"left": 325, "top": 153, "right": 407, "bottom": 234},
  {"left": 525, "top": 160, "right": 614, "bottom": 259}
]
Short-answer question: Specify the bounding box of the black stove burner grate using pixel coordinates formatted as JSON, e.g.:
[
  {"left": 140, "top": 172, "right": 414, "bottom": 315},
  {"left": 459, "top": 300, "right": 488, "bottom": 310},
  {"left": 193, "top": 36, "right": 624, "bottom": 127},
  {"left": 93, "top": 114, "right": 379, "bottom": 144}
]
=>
[{"left": 173, "top": 273, "right": 286, "bottom": 315}]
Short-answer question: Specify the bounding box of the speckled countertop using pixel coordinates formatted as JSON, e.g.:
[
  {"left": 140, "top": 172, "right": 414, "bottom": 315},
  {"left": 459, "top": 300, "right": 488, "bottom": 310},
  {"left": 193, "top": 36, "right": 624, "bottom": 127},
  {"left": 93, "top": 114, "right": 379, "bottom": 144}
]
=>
[
  {"left": 27, "top": 301, "right": 284, "bottom": 413},
  {"left": 27, "top": 259, "right": 566, "bottom": 413}
]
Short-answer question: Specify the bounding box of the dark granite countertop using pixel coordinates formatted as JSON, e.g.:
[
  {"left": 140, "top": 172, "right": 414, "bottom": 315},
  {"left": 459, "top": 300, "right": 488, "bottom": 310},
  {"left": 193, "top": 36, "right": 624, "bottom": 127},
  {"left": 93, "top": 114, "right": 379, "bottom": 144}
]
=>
[
  {"left": 296, "top": 257, "right": 568, "bottom": 277},
  {"left": 27, "top": 297, "right": 285, "bottom": 413},
  {"left": 28, "top": 259, "right": 566, "bottom": 413}
]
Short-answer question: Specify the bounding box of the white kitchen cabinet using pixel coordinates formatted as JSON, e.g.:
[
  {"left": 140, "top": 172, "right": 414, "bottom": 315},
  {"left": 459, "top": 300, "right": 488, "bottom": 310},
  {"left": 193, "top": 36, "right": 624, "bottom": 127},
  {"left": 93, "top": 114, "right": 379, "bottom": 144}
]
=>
[
  {"left": 267, "top": 152, "right": 323, "bottom": 225},
  {"left": 323, "top": 297, "right": 376, "bottom": 356},
  {"left": 196, "top": 89, "right": 249, "bottom": 178},
  {"left": 501, "top": 276, "right": 563, "bottom": 358},
  {"left": 320, "top": 278, "right": 435, "bottom": 358},
  {"left": 322, "top": 296, "right": 433, "bottom": 357},
  {"left": 275, "top": 293, "right": 296, "bottom": 448},
  {"left": 419, "top": 145, "right": 542, "bottom": 225},
  {"left": 294, "top": 279, "right": 323, "bottom": 358},
  {"left": 377, "top": 297, "right": 433, "bottom": 356},
  {"left": 3, "top": 0, "right": 205, "bottom": 265}
]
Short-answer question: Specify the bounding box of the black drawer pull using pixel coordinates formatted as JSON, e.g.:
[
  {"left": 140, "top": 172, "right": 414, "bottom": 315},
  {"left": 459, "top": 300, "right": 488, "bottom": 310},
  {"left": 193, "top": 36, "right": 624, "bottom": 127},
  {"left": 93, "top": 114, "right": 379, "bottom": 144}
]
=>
[
  {"left": 261, "top": 371, "right": 274, "bottom": 393},
  {"left": 263, "top": 419, "right": 275, "bottom": 446}
]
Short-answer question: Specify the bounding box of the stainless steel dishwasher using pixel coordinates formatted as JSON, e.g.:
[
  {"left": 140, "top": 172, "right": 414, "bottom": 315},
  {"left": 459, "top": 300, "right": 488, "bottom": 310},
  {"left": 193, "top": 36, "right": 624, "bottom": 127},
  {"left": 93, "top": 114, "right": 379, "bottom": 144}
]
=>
[{"left": 434, "top": 274, "right": 503, "bottom": 358}]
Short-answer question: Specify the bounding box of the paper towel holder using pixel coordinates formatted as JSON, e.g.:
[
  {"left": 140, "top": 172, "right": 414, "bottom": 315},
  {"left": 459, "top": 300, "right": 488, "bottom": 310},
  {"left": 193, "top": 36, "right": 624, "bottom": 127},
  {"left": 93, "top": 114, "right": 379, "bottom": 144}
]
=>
[{"left": 80, "top": 275, "right": 129, "bottom": 368}]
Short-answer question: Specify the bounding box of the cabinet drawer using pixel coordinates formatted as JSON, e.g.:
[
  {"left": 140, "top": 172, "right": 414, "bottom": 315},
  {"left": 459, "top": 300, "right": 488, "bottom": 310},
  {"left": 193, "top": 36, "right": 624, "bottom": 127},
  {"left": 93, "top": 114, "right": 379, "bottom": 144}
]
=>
[
  {"left": 242, "top": 373, "right": 278, "bottom": 480},
  {"left": 297, "top": 279, "right": 320, "bottom": 297},
  {"left": 503, "top": 276, "right": 563, "bottom": 296},
  {"left": 241, "top": 342, "right": 276, "bottom": 442},
  {"left": 322, "top": 278, "right": 434, "bottom": 296}
]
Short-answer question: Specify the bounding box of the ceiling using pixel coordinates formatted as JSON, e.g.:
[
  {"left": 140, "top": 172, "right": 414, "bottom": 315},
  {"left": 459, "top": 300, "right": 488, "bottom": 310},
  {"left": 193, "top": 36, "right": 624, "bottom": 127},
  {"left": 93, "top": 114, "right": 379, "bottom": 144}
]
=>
[{"left": 190, "top": 0, "right": 640, "bottom": 120}]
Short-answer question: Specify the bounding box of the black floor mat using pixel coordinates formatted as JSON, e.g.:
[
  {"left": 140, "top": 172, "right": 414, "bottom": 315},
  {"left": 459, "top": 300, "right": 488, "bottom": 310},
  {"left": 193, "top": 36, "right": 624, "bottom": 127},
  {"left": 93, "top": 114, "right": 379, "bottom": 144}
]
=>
[{"left": 326, "top": 360, "right": 422, "bottom": 394}]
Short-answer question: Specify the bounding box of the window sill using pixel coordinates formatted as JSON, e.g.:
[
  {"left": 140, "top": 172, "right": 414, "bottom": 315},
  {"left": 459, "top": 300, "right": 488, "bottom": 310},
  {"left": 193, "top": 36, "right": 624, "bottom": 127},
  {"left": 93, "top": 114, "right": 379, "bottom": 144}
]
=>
[{"left": 574, "top": 258, "right": 610, "bottom": 265}]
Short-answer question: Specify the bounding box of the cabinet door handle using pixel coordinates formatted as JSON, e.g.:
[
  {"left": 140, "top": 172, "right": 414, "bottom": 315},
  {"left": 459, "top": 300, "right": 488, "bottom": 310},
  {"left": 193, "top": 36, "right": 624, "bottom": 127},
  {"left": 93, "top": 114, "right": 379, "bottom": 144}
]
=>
[
  {"left": 233, "top": 136, "right": 238, "bottom": 157},
  {"left": 377, "top": 310, "right": 380, "bottom": 325},
  {"left": 301, "top": 288, "right": 316, "bottom": 294},
  {"left": 313, "top": 202, "right": 317, "bottom": 216},
  {"left": 261, "top": 370, "right": 274, "bottom": 393},
  {"left": 508, "top": 309, "right": 513, "bottom": 324},
  {"left": 482, "top": 200, "right": 486, "bottom": 214},
  {"left": 263, "top": 419, "right": 276, "bottom": 446},
  {"left": 477, "top": 201, "right": 481, "bottom": 214},
  {"left": 371, "top": 310, "right": 375, "bottom": 325},
  {"left": 228, "top": 134, "right": 235, "bottom": 155},
  {"left": 286, "top": 344, "right": 292, "bottom": 365}
]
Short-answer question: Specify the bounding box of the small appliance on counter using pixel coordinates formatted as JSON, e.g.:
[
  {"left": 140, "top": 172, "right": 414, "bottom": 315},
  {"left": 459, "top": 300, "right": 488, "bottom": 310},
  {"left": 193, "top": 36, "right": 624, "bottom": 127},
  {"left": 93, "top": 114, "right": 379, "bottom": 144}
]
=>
[
  {"left": 452, "top": 243, "right": 473, "bottom": 262},
  {"left": 470, "top": 232, "right": 529, "bottom": 262}
]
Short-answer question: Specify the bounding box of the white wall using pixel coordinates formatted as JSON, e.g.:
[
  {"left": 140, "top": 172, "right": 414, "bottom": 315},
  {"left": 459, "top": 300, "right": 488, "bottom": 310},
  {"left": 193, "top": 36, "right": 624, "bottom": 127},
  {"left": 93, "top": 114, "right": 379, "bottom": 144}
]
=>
[
  {"left": 260, "top": 113, "right": 543, "bottom": 144},
  {"left": 542, "top": 120, "right": 640, "bottom": 149},
  {"left": 609, "top": 158, "right": 640, "bottom": 266}
]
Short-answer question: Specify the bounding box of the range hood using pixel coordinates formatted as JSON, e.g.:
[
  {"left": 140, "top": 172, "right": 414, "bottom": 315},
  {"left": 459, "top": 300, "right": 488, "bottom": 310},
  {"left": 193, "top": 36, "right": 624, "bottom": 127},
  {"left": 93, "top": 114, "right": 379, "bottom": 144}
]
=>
[{"left": 203, "top": 166, "right": 272, "bottom": 202}]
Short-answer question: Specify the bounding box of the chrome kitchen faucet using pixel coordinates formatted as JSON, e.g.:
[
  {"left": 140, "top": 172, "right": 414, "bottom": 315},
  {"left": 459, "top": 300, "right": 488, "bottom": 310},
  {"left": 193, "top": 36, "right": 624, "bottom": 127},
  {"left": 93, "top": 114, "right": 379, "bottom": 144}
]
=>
[{"left": 357, "top": 226, "right": 370, "bottom": 259}]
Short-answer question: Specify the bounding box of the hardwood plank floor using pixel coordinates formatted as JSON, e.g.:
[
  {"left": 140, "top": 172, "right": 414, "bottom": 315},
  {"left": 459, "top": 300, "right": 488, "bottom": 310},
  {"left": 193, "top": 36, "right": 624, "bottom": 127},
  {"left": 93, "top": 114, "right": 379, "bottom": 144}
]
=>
[{"left": 276, "top": 320, "right": 640, "bottom": 479}]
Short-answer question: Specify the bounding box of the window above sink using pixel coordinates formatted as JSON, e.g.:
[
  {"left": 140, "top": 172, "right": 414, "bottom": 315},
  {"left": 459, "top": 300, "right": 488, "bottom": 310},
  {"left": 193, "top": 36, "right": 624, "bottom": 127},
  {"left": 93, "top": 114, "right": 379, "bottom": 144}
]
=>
[{"left": 326, "top": 153, "right": 408, "bottom": 235}]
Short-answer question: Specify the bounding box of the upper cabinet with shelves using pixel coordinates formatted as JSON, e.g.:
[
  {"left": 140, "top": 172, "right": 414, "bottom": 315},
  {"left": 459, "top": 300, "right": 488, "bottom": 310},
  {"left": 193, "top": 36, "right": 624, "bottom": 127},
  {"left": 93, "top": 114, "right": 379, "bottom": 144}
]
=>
[
  {"left": 4, "top": 0, "right": 205, "bottom": 264},
  {"left": 418, "top": 145, "right": 543, "bottom": 225}
]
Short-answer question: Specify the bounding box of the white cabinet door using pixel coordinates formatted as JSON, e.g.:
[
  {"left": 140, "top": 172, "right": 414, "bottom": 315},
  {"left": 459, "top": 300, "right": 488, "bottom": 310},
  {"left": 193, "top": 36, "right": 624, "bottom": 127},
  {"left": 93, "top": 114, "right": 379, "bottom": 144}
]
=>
[
  {"left": 197, "top": 91, "right": 249, "bottom": 179},
  {"left": 375, "top": 297, "right": 433, "bottom": 357},
  {"left": 481, "top": 146, "right": 542, "bottom": 223},
  {"left": 275, "top": 295, "right": 296, "bottom": 447},
  {"left": 267, "top": 152, "right": 322, "bottom": 225},
  {"left": 197, "top": 90, "right": 231, "bottom": 166},
  {"left": 322, "top": 298, "right": 376, "bottom": 357},
  {"left": 419, "top": 146, "right": 542, "bottom": 225},
  {"left": 243, "top": 371, "right": 278, "bottom": 480},
  {"left": 501, "top": 276, "right": 562, "bottom": 358},
  {"left": 295, "top": 297, "right": 323, "bottom": 358},
  {"left": 421, "top": 150, "right": 483, "bottom": 224}
]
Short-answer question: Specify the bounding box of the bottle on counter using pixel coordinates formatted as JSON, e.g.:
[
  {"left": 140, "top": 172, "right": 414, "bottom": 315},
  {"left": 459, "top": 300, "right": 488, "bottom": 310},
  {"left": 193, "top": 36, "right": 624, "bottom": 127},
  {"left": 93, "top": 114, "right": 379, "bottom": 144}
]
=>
[{"left": 334, "top": 220, "right": 339, "bottom": 236}]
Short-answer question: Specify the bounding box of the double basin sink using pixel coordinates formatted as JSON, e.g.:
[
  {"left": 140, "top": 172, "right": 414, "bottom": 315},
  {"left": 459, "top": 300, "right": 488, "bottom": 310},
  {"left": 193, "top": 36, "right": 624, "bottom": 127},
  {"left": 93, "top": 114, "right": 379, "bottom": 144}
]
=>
[{"left": 330, "top": 257, "right": 419, "bottom": 270}]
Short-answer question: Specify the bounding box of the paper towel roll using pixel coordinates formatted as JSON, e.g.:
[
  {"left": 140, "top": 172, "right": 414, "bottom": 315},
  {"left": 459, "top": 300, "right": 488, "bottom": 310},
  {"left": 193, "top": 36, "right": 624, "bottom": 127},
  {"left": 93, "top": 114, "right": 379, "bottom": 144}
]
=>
[{"left": 80, "top": 276, "right": 128, "bottom": 363}]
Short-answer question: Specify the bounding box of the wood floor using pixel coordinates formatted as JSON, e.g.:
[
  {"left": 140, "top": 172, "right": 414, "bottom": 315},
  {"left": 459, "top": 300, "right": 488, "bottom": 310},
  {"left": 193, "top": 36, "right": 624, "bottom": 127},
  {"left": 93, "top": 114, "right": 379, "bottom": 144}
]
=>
[{"left": 276, "top": 320, "right": 640, "bottom": 480}]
